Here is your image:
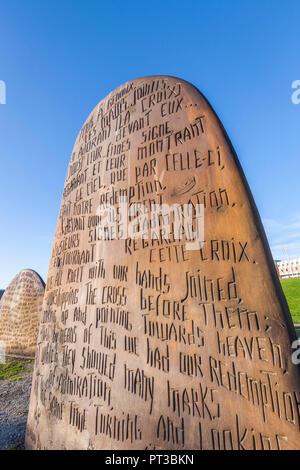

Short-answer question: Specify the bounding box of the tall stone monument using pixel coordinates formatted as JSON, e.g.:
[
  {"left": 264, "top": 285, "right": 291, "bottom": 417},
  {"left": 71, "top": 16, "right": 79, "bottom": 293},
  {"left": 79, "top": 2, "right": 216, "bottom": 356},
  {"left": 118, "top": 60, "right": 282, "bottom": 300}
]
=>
[
  {"left": 0, "top": 269, "right": 45, "bottom": 359},
  {"left": 26, "top": 76, "right": 300, "bottom": 450}
]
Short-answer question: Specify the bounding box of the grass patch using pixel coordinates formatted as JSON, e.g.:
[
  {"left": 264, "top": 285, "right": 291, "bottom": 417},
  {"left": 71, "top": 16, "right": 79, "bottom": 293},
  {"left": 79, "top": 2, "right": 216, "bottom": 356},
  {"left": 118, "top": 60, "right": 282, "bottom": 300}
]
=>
[
  {"left": 0, "top": 360, "right": 33, "bottom": 382},
  {"left": 281, "top": 277, "right": 300, "bottom": 323},
  {"left": 6, "top": 444, "right": 18, "bottom": 450}
]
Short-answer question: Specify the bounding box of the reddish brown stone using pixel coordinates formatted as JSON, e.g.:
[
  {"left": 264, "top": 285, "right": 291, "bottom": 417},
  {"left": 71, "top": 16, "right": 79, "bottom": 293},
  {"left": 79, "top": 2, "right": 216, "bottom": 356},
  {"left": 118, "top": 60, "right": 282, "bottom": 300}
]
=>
[{"left": 26, "top": 76, "right": 300, "bottom": 450}]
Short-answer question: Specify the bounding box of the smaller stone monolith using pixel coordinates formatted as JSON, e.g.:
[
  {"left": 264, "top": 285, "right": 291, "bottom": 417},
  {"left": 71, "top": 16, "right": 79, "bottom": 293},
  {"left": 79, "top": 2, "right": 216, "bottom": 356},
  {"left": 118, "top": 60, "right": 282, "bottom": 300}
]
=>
[{"left": 0, "top": 270, "right": 45, "bottom": 359}]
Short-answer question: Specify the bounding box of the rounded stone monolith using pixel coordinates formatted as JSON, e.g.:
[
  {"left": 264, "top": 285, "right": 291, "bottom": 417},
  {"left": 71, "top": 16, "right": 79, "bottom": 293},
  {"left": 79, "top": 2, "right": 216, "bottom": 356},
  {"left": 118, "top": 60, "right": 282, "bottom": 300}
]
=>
[
  {"left": 0, "top": 269, "right": 45, "bottom": 359},
  {"left": 26, "top": 76, "right": 300, "bottom": 450}
]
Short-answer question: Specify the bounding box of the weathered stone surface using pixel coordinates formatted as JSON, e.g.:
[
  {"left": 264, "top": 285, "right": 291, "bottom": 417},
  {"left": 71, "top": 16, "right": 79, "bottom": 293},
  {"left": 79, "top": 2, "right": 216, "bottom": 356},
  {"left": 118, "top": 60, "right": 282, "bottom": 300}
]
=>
[
  {"left": 0, "top": 270, "right": 45, "bottom": 359},
  {"left": 26, "top": 76, "right": 300, "bottom": 450}
]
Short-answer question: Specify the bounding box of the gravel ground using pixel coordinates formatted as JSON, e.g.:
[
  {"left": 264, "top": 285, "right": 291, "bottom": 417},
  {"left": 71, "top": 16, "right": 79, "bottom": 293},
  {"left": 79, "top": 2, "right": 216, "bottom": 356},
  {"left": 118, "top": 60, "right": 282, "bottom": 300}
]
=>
[{"left": 0, "top": 368, "right": 33, "bottom": 450}]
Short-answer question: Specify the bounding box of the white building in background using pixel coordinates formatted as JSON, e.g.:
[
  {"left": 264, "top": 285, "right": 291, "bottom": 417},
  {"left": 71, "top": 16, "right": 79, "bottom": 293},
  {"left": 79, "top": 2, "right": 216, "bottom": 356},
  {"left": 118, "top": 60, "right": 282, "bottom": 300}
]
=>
[{"left": 276, "top": 258, "right": 300, "bottom": 279}]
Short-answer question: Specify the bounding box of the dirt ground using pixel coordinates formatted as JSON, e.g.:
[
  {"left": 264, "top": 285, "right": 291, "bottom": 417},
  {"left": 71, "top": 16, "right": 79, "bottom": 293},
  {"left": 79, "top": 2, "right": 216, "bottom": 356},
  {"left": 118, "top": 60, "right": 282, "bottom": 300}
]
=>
[{"left": 0, "top": 365, "right": 33, "bottom": 450}]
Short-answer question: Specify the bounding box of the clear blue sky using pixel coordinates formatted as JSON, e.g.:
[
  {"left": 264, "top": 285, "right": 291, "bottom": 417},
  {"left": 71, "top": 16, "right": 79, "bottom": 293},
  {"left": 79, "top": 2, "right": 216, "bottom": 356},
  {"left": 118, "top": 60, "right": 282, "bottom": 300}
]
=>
[{"left": 0, "top": 0, "right": 300, "bottom": 288}]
